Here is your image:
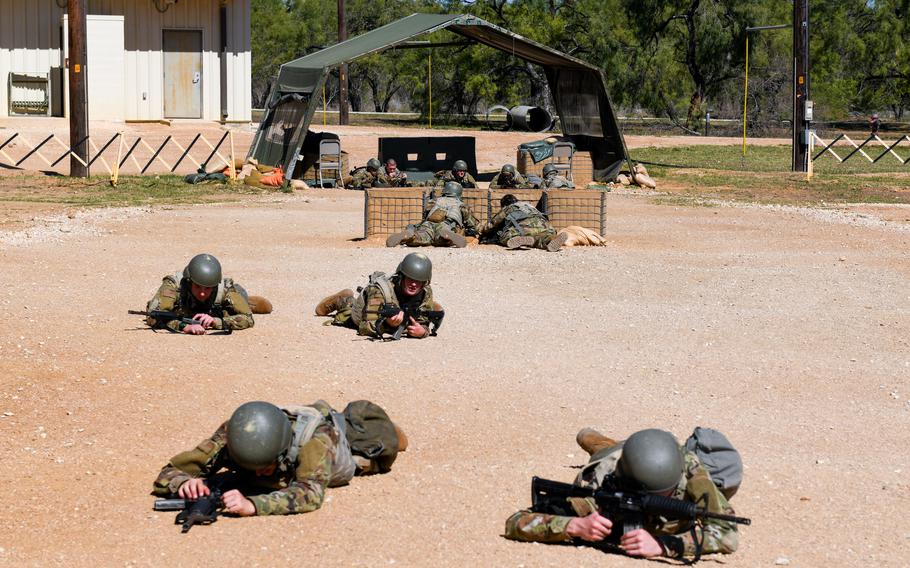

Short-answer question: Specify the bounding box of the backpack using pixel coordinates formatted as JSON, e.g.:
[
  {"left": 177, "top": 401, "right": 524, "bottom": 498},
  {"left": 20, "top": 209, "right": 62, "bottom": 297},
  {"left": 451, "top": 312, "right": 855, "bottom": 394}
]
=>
[
  {"left": 281, "top": 403, "right": 356, "bottom": 487},
  {"left": 342, "top": 400, "right": 400, "bottom": 473},
  {"left": 684, "top": 427, "right": 743, "bottom": 499},
  {"left": 350, "top": 272, "right": 397, "bottom": 326},
  {"left": 425, "top": 196, "right": 463, "bottom": 225}
]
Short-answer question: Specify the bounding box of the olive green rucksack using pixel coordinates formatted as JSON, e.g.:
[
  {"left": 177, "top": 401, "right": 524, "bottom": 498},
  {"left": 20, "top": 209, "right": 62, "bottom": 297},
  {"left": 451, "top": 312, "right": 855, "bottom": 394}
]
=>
[{"left": 342, "top": 400, "right": 400, "bottom": 473}]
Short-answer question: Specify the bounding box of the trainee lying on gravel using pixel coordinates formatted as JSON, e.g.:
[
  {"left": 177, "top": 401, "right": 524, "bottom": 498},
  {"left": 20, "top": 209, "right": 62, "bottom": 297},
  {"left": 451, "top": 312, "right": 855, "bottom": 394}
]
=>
[
  {"left": 152, "top": 400, "right": 407, "bottom": 517},
  {"left": 480, "top": 194, "right": 568, "bottom": 252},
  {"left": 316, "top": 252, "right": 442, "bottom": 339},
  {"left": 144, "top": 253, "right": 271, "bottom": 334},
  {"left": 505, "top": 428, "right": 744, "bottom": 561},
  {"left": 385, "top": 181, "right": 481, "bottom": 248}
]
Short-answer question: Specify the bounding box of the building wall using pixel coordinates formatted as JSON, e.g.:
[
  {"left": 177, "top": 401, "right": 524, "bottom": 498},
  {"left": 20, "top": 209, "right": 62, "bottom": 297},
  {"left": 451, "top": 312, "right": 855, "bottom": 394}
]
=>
[{"left": 0, "top": 0, "right": 251, "bottom": 121}]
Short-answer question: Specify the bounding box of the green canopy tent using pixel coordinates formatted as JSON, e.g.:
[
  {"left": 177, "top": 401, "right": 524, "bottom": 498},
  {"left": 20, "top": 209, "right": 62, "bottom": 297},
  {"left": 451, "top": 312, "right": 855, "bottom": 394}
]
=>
[{"left": 249, "top": 13, "right": 631, "bottom": 182}]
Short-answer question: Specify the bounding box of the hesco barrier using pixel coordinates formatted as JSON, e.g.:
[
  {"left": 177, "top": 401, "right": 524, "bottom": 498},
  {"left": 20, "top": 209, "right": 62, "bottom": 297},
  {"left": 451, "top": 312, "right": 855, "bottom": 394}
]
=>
[{"left": 364, "top": 188, "right": 607, "bottom": 239}]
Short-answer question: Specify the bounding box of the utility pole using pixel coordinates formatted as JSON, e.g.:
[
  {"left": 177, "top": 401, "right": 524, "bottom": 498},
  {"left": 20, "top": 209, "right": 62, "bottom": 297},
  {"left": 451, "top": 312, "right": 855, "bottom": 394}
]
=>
[
  {"left": 67, "top": 0, "right": 89, "bottom": 177},
  {"left": 337, "top": 0, "right": 349, "bottom": 125},
  {"left": 792, "top": 0, "right": 810, "bottom": 172}
]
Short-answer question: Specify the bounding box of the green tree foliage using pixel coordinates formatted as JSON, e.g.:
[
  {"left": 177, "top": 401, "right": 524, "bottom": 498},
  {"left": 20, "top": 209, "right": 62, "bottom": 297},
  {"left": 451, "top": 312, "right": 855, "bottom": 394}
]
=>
[{"left": 251, "top": 0, "right": 910, "bottom": 127}]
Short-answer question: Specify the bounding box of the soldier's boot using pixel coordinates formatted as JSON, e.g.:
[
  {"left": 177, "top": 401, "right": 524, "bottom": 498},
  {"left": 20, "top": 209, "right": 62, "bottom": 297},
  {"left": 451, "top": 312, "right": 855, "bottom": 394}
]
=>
[
  {"left": 506, "top": 236, "right": 535, "bottom": 250},
  {"left": 438, "top": 227, "right": 467, "bottom": 248},
  {"left": 248, "top": 295, "right": 273, "bottom": 314},
  {"left": 394, "top": 423, "right": 409, "bottom": 452},
  {"left": 315, "top": 289, "right": 354, "bottom": 316},
  {"left": 576, "top": 428, "right": 619, "bottom": 456},
  {"left": 546, "top": 232, "right": 569, "bottom": 252},
  {"left": 386, "top": 227, "right": 415, "bottom": 247}
]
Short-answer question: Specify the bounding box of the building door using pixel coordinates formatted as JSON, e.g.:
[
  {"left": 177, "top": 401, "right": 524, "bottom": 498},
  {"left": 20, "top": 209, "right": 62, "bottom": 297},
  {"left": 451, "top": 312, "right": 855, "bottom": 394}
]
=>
[{"left": 163, "top": 30, "right": 202, "bottom": 118}]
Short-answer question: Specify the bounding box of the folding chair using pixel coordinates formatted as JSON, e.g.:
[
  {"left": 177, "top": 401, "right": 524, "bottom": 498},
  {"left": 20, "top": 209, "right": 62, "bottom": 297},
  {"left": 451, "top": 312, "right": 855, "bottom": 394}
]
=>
[
  {"left": 317, "top": 139, "right": 342, "bottom": 188},
  {"left": 550, "top": 142, "right": 574, "bottom": 181}
]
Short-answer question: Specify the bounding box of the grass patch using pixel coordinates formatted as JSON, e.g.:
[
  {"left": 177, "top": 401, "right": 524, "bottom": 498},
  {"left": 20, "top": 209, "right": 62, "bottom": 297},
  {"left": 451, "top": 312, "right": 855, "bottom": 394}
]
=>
[
  {"left": 0, "top": 174, "right": 263, "bottom": 208},
  {"left": 630, "top": 145, "right": 910, "bottom": 205}
]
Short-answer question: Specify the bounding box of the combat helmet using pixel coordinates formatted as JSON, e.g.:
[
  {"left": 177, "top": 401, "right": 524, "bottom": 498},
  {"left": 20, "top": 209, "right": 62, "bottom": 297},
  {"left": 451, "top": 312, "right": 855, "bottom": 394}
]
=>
[
  {"left": 441, "top": 181, "right": 463, "bottom": 199},
  {"left": 226, "top": 401, "right": 293, "bottom": 470},
  {"left": 500, "top": 164, "right": 516, "bottom": 180},
  {"left": 542, "top": 163, "right": 558, "bottom": 178},
  {"left": 452, "top": 160, "right": 468, "bottom": 173},
  {"left": 500, "top": 194, "right": 518, "bottom": 208},
  {"left": 396, "top": 252, "right": 432, "bottom": 284},
  {"left": 616, "top": 429, "right": 683, "bottom": 494},
  {"left": 183, "top": 253, "right": 222, "bottom": 288},
  {"left": 366, "top": 158, "right": 381, "bottom": 171}
]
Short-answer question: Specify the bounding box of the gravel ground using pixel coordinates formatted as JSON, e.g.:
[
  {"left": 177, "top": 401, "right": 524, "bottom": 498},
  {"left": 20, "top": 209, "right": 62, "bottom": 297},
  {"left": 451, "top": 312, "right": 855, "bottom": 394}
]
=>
[{"left": 0, "top": 187, "right": 908, "bottom": 567}]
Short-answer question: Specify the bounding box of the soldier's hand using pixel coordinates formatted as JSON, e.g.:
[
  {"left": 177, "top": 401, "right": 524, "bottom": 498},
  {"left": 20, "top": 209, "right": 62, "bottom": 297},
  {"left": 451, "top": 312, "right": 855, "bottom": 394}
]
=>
[
  {"left": 386, "top": 310, "right": 405, "bottom": 327},
  {"left": 406, "top": 316, "right": 428, "bottom": 338},
  {"left": 183, "top": 324, "right": 206, "bottom": 335},
  {"left": 178, "top": 478, "right": 210, "bottom": 500},
  {"left": 221, "top": 489, "right": 256, "bottom": 517},
  {"left": 566, "top": 511, "right": 612, "bottom": 542},
  {"left": 620, "top": 528, "right": 664, "bottom": 557},
  {"left": 193, "top": 313, "right": 217, "bottom": 329}
]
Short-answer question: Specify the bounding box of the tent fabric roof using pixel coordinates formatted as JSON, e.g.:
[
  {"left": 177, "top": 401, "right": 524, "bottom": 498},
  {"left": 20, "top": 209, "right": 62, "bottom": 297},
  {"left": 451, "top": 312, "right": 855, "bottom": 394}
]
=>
[
  {"left": 253, "top": 13, "right": 630, "bottom": 182},
  {"left": 282, "top": 13, "right": 596, "bottom": 74}
]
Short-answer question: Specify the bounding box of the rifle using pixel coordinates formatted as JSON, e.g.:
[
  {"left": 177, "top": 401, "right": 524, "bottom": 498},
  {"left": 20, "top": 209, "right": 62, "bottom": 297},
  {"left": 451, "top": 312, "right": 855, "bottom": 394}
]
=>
[
  {"left": 129, "top": 309, "right": 201, "bottom": 330},
  {"left": 153, "top": 477, "right": 232, "bottom": 533},
  {"left": 376, "top": 302, "right": 444, "bottom": 340},
  {"left": 531, "top": 476, "right": 750, "bottom": 561}
]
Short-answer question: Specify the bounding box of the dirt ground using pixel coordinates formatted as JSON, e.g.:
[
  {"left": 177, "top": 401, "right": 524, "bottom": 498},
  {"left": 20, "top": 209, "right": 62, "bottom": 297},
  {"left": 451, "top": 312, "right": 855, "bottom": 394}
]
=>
[{"left": 0, "top": 125, "right": 909, "bottom": 567}]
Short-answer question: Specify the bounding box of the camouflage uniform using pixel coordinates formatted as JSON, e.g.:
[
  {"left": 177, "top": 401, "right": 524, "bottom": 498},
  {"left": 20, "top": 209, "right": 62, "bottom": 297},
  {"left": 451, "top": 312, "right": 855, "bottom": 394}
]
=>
[
  {"left": 348, "top": 167, "right": 389, "bottom": 189},
  {"left": 434, "top": 170, "right": 477, "bottom": 188},
  {"left": 483, "top": 201, "right": 557, "bottom": 249},
  {"left": 146, "top": 273, "right": 254, "bottom": 332},
  {"left": 385, "top": 168, "right": 409, "bottom": 187},
  {"left": 489, "top": 171, "right": 532, "bottom": 189},
  {"left": 504, "top": 439, "right": 739, "bottom": 559},
  {"left": 404, "top": 197, "right": 481, "bottom": 246},
  {"left": 152, "top": 401, "right": 346, "bottom": 516},
  {"left": 331, "top": 273, "right": 438, "bottom": 339},
  {"left": 540, "top": 174, "right": 574, "bottom": 190}
]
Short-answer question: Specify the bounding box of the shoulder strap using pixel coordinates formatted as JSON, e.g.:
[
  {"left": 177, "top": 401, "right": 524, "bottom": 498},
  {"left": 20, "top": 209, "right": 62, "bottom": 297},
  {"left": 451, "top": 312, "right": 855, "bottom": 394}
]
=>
[
  {"left": 281, "top": 405, "right": 326, "bottom": 465},
  {"left": 368, "top": 271, "right": 396, "bottom": 304}
]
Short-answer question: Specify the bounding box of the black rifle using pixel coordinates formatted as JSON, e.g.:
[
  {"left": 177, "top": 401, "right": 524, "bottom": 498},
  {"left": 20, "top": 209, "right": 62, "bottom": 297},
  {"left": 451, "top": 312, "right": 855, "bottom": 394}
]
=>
[
  {"left": 376, "top": 302, "right": 444, "bottom": 340},
  {"left": 129, "top": 309, "right": 200, "bottom": 329},
  {"left": 531, "top": 477, "right": 750, "bottom": 561},
  {"left": 153, "top": 476, "right": 233, "bottom": 533},
  {"left": 128, "top": 309, "right": 230, "bottom": 334}
]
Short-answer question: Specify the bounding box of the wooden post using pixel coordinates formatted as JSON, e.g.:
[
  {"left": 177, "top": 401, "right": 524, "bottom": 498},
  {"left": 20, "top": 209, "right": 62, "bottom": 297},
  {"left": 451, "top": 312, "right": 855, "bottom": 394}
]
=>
[
  {"left": 229, "top": 131, "right": 236, "bottom": 181},
  {"left": 67, "top": 0, "right": 89, "bottom": 177},
  {"left": 337, "top": 0, "right": 349, "bottom": 125},
  {"left": 792, "top": 0, "right": 809, "bottom": 172},
  {"left": 111, "top": 132, "right": 123, "bottom": 186}
]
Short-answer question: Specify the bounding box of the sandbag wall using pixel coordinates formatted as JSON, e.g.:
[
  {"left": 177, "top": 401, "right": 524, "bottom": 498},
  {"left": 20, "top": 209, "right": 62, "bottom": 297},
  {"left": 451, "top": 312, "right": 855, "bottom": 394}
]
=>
[{"left": 364, "top": 188, "right": 607, "bottom": 238}]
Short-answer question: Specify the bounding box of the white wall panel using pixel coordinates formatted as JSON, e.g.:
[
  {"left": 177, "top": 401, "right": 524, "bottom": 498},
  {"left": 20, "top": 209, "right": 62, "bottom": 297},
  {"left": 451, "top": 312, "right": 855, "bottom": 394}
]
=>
[{"left": 1, "top": 0, "right": 251, "bottom": 121}]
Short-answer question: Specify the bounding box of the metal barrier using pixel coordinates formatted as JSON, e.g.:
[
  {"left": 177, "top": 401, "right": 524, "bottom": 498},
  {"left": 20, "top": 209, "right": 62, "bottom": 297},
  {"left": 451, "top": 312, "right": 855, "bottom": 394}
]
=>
[
  {"left": 0, "top": 130, "right": 238, "bottom": 183},
  {"left": 810, "top": 132, "right": 910, "bottom": 164},
  {"left": 364, "top": 188, "right": 607, "bottom": 239}
]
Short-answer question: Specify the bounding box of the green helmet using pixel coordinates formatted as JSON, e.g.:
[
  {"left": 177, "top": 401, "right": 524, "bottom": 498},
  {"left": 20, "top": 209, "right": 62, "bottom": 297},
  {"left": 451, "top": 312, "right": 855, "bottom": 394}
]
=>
[
  {"left": 452, "top": 160, "right": 468, "bottom": 173},
  {"left": 500, "top": 164, "right": 516, "bottom": 178},
  {"left": 442, "top": 181, "right": 463, "bottom": 198},
  {"left": 542, "top": 163, "right": 558, "bottom": 178},
  {"left": 616, "top": 429, "right": 683, "bottom": 494},
  {"left": 396, "top": 252, "right": 432, "bottom": 284},
  {"left": 183, "top": 254, "right": 222, "bottom": 288},
  {"left": 226, "top": 401, "right": 293, "bottom": 470},
  {"left": 500, "top": 193, "right": 518, "bottom": 208},
  {"left": 366, "top": 158, "right": 381, "bottom": 170}
]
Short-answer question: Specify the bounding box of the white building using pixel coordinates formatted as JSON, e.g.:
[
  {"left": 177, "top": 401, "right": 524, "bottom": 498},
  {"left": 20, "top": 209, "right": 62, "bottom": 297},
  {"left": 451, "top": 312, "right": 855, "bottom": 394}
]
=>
[{"left": 0, "top": 0, "right": 251, "bottom": 121}]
